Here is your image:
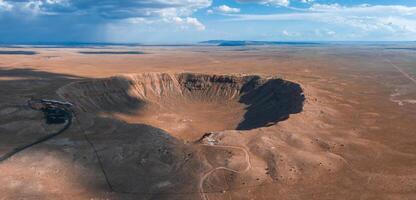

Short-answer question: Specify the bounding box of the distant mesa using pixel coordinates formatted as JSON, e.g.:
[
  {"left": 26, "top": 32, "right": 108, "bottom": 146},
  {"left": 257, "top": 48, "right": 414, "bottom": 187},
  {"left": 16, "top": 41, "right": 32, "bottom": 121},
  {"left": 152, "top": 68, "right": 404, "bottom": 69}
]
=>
[
  {"left": 79, "top": 51, "right": 145, "bottom": 55},
  {"left": 0, "top": 50, "right": 37, "bottom": 55},
  {"left": 2, "top": 42, "right": 142, "bottom": 48},
  {"left": 200, "top": 40, "right": 320, "bottom": 46},
  {"left": 385, "top": 47, "right": 416, "bottom": 51}
]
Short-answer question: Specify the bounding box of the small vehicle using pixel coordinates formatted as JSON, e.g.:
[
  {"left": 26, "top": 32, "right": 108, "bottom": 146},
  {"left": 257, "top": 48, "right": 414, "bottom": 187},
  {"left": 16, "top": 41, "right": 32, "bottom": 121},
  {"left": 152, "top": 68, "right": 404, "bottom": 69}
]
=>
[{"left": 27, "top": 98, "right": 73, "bottom": 124}]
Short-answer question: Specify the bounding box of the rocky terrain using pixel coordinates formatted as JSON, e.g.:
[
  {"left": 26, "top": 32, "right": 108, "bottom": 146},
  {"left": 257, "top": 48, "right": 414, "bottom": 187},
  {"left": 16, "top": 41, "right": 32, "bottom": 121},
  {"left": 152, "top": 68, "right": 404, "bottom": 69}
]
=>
[{"left": 0, "top": 46, "right": 415, "bottom": 200}]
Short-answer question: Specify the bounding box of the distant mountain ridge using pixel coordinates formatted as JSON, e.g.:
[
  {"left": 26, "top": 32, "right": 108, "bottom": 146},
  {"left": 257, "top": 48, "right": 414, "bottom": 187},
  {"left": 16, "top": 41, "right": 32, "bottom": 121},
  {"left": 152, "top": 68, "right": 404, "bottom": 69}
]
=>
[
  {"left": 200, "top": 40, "right": 320, "bottom": 46},
  {"left": 0, "top": 42, "right": 142, "bottom": 48}
]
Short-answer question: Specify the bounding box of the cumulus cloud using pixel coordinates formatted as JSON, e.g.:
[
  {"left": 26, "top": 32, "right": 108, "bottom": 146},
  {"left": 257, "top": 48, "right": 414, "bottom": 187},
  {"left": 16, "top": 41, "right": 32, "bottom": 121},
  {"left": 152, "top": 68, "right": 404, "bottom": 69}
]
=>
[
  {"left": 171, "top": 16, "right": 205, "bottom": 30},
  {"left": 0, "top": 0, "right": 12, "bottom": 11},
  {"left": 12, "top": 0, "right": 211, "bottom": 17},
  {"left": 237, "top": 0, "right": 289, "bottom": 7},
  {"left": 236, "top": 0, "right": 313, "bottom": 7},
  {"left": 216, "top": 5, "right": 240, "bottom": 13},
  {"left": 300, "top": 0, "right": 313, "bottom": 4},
  {"left": 0, "top": 0, "right": 211, "bottom": 30}
]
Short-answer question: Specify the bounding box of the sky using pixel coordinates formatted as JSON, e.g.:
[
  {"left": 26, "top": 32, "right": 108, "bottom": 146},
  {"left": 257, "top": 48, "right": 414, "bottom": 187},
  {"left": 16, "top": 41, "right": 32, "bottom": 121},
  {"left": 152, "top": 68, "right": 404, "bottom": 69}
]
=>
[{"left": 0, "top": 0, "right": 415, "bottom": 43}]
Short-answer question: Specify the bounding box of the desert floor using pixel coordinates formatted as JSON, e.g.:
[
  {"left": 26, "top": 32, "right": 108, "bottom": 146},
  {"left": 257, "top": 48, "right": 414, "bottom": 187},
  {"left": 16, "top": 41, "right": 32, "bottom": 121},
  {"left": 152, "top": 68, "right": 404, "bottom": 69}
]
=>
[{"left": 0, "top": 45, "right": 415, "bottom": 200}]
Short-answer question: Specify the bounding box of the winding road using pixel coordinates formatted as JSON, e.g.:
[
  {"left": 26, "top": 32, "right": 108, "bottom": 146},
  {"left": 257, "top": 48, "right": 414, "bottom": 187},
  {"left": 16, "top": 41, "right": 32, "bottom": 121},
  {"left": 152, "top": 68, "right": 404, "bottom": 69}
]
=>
[
  {"left": 0, "top": 103, "right": 254, "bottom": 199},
  {"left": 0, "top": 113, "right": 72, "bottom": 163},
  {"left": 198, "top": 143, "right": 252, "bottom": 200}
]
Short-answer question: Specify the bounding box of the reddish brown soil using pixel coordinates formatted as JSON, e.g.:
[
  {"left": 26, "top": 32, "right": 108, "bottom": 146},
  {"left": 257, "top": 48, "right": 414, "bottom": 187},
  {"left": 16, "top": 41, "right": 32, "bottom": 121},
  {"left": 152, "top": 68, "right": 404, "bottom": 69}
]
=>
[{"left": 0, "top": 46, "right": 415, "bottom": 200}]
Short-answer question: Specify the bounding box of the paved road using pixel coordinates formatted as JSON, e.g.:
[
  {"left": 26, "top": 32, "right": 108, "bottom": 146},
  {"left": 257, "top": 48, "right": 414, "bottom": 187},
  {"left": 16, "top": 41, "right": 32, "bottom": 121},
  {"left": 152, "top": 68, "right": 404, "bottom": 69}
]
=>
[{"left": 0, "top": 113, "right": 72, "bottom": 163}]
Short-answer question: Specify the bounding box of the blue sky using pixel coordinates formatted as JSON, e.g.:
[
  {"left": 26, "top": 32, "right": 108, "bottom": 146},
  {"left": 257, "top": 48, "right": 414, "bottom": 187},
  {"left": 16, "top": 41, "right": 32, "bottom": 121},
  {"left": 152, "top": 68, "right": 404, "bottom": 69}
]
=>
[{"left": 0, "top": 0, "right": 415, "bottom": 43}]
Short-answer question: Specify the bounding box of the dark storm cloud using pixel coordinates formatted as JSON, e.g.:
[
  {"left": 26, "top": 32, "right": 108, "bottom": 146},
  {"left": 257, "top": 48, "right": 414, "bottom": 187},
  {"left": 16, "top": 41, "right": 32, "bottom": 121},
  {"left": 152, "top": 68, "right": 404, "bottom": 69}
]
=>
[
  {"left": 0, "top": 0, "right": 211, "bottom": 42},
  {"left": 2, "top": 0, "right": 211, "bottom": 18}
]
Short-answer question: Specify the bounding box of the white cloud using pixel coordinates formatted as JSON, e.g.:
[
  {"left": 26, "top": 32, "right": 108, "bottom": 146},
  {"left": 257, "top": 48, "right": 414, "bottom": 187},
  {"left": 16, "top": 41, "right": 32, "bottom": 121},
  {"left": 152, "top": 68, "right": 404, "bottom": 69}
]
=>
[
  {"left": 263, "top": 0, "right": 289, "bottom": 7},
  {"left": 127, "top": 17, "right": 155, "bottom": 25},
  {"left": 0, "top": 0, "right": 211, "bottom": 31},
  {"left": 309, "top": 3, "right": 416, "bottom": 15},
  {"left": 23, "top": 1, "right": 43, "bottom": 14},
  {"left": 237, "top": 0, "right": 289, "bottom": 7},
  {"left": 0, "top": 0, "right": 12, "bottom": 11},
  {"left": 314, "top": 29, "right": 336, "bottom": 37},
  {"left": 229, "top": 4, "right": 416, "bottom": 36},
  {"left": 282, "top": 30, "right": 290, "bottom": 36},
  {"left": 378, "top": 17, "right": 416, "bottom": 33},
  {"left": 185, "top": 17, "right": 206, "bottom": 31},
  {"left": 327, "top": 30, "right": 336, "bottom": 36},
  {"left": 237, "top": 0, "right": 313, "bottom": 7},
  {"left": 281, "top": 30, "right": 300, "bottom": 37},
  {"left": 308, "top": 4, "right": 416, "bottom": 33},
  {"left": 216, "top": 5, "right": 240, "bottom": 13},
  {"left": 1, "top": 0, "right": 212, "bottom": 19},
  {"left": 300, "top": 0, "right": 314, "bottom": 4},
  {"left": 171, "top": 16, "right": 206, "bottom": 31}
]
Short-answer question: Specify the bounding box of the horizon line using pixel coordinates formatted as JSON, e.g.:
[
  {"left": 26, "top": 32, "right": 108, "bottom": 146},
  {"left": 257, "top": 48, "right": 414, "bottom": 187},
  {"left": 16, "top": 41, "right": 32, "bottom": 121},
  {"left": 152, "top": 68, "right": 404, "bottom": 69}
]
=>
[{"left": 0, "top": 40, "right": 415, "bottom": 46}]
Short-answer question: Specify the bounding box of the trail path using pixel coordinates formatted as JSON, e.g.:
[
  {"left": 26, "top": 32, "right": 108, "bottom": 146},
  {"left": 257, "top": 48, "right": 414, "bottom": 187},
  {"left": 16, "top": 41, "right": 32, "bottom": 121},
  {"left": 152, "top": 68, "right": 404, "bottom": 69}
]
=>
[
  {"left": 199, "top": 143, "right": 252, "bottom": 200},
  {"left": 0, "top": 114, "right": 72, "bottom": 163},
  {"left": 386, "top": 59, "right": 416, "bottom": 85}
]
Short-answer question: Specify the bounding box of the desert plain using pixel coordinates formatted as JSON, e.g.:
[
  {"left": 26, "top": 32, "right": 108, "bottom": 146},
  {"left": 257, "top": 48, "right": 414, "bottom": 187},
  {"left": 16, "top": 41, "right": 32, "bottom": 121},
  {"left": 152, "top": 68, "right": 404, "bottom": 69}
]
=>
[{"left": 0, "top": 44, "right": 415, "bottom": 200}]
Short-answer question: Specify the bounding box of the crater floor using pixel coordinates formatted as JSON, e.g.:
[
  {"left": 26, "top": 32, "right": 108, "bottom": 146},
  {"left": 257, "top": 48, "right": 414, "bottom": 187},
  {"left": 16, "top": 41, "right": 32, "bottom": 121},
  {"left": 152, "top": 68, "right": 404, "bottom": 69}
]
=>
[{"left": 59, "top": 73, "right": 305, "bottom": 140}]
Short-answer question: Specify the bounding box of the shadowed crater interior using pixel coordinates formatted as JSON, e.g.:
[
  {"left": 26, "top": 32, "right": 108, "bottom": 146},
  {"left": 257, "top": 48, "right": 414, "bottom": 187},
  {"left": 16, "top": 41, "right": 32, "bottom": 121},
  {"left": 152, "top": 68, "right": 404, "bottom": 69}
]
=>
[{"left": 58, "top": 73, "right": 304, "bottom": 140}]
